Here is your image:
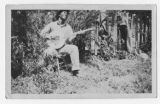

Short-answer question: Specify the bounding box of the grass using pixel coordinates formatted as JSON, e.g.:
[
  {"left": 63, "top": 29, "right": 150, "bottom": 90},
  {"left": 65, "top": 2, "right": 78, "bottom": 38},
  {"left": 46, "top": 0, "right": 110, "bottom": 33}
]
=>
[{"left": 11, "top": 56, "right": 152, "bottom": 94}]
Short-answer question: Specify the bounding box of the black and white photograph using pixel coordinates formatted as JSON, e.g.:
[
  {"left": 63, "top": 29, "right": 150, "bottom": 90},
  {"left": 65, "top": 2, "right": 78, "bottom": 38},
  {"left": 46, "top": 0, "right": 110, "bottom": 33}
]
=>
[{"left": 5, "top": 4, "right": 157, "bottom": 98}]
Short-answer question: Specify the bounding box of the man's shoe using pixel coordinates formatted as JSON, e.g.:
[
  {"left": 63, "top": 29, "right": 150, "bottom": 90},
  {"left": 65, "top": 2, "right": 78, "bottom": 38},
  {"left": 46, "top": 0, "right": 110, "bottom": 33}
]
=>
[{"left": 72, "top": 70, "right": 79, "bottom": 76}]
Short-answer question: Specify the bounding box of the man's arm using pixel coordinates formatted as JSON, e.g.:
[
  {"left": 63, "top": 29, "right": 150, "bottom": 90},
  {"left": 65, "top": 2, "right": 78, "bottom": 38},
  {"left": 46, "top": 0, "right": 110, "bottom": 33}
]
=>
[{"left": 40, "top": 23, "right": 52, "bottom": 37}]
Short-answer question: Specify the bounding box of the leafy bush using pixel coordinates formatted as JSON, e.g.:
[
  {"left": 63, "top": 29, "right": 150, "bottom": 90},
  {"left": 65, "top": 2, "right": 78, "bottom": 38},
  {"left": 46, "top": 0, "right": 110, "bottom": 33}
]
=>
[{"left": 11, "top": 10, "right": 101, "bottom": 78}]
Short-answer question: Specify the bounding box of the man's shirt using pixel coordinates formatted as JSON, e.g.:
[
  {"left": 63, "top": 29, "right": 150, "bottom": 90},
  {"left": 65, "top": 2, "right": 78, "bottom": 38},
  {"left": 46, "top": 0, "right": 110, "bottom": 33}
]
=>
[{"left": 41, "top": 21, "right": 74, "bottom": 42}]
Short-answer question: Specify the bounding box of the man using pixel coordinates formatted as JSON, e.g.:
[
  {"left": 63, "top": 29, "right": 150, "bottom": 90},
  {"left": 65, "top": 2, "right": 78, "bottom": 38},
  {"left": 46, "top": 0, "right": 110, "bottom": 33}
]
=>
[{"left": 40, "top": 10, "right": 80, "bottom": 76}]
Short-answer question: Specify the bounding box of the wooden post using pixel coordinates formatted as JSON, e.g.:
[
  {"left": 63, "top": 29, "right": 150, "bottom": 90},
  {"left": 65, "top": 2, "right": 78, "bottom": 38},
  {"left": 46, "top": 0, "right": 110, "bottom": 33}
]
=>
[
  {"left": 126, "top": 12, "right": 132, "bottom": 53},
  {"left": 117, "top": 24, "right": 121, "bottom": 51},
  {"left": 136, "top": 18, "right": 140, "bottom": 49},
  {"left": 90, "top": 23, "right": 98, "bottom": 55},
  {"left": 130, "top": 14, "right": 136, "bottom": 52},
  {"left": 95, "top": 24, "right": 100, "bottom": 55},
  {"left": 112, "top": 17, "right": 118, "bottom": 54},
  {"left": 90, "top": 30, "right": 95, "bottom": 54},
  {"left": 135, "top": 17, "right": 138, "bottom": 50}
]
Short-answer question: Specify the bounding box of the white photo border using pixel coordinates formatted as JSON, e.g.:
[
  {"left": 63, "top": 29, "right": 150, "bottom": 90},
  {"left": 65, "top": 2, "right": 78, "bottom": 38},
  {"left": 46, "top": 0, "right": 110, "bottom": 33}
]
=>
[{"left": 5, "top": 4, "right": 157, "bottom": 99}]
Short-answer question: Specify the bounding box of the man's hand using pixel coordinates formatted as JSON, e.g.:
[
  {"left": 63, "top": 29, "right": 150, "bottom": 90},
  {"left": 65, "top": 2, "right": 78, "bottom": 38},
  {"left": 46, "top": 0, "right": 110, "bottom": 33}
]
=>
[
  {"left": 68, "top": 35, "right": 76, "bottom": 42},
  {"left": 44, "top": 47, "right": 59, "bottom": 57},
  {"left": 66, "top": 38, "right": 72, "bottom": 44}
]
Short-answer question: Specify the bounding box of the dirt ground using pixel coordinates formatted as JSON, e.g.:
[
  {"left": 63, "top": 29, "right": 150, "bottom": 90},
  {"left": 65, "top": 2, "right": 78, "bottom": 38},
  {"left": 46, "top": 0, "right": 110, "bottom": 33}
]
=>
[{"left": 11, "top": 58, "right": 152, "bottom": 94}]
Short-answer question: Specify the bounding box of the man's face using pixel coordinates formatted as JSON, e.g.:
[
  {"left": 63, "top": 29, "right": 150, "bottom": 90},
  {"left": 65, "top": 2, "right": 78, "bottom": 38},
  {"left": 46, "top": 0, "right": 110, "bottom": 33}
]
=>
[{"left": 59, "top": 11, "right": 68, "bottom": 21}]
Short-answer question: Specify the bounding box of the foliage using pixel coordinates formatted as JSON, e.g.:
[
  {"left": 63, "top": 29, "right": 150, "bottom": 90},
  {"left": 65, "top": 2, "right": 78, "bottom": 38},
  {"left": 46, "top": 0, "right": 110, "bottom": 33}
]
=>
[
  {"left": 12, "top": 58, "right": 151, "bottom": 94},
  {"left": 11, "top": 10, "right": 152, "bottom": 78},
  {"left": 11, "top": 38, "right": 25, "bottom": 78},
  {"left": 11, "top": 10, "right": 100, "bottom": 78}
]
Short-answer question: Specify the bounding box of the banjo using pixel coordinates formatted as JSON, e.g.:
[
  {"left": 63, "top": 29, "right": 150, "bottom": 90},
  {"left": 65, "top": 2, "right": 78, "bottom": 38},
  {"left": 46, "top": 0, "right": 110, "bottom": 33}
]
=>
[{"left": 44, "top": 27, "right": 95, "bottom": 49}]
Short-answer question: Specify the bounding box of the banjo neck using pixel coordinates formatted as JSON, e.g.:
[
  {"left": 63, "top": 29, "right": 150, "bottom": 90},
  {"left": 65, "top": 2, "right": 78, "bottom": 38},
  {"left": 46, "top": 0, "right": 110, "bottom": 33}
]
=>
[{"left": 73, "top": 27, "right": 95, "bottom": 36}]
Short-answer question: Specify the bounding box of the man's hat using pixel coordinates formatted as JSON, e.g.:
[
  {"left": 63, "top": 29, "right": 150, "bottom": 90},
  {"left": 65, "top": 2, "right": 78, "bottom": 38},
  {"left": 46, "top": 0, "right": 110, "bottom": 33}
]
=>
[{"left": 56, "top": 10, "right": 70, "bottom": 19}]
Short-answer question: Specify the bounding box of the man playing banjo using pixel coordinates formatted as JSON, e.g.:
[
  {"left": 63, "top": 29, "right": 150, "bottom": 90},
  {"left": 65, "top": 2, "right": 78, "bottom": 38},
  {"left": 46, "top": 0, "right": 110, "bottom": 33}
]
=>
[
  {"left": 40, "top": 10, "right": 81, "bottom": 76},
  {"left": 40, "top": 10, "right": 95, "bottom": 76},
  {"left": 40, "top": 10, "right": 96, "bottom": 76}
]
